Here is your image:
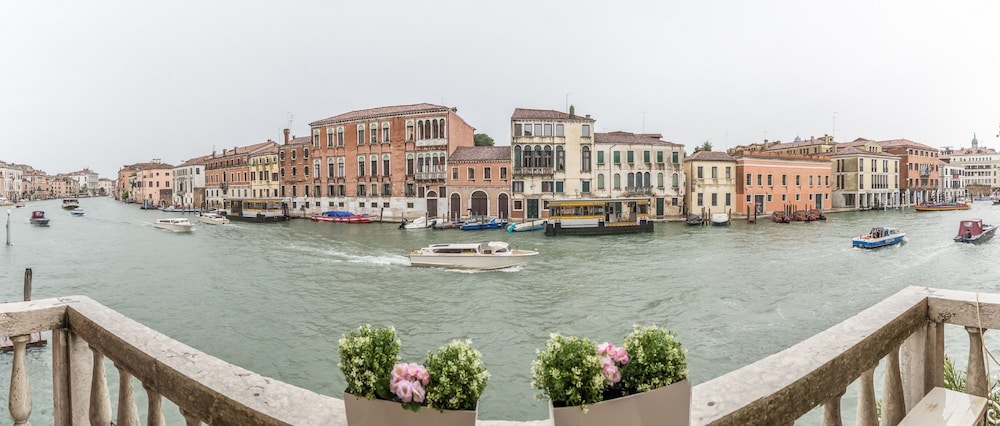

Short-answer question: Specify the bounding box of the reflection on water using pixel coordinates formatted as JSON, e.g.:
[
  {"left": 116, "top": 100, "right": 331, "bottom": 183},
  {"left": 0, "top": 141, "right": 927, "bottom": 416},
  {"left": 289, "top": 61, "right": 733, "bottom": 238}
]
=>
[{"left": 2, "top": 198, "right": 999, "bottom": 421}]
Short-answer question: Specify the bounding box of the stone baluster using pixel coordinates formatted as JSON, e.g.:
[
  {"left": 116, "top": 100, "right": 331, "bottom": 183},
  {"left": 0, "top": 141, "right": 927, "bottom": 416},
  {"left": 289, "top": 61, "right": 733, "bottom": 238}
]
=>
[
  {"left": 9, "top": 335, "right": 32, "bottom": 426},
  {"left": 965, "top": 327, "right": 988, "bottom": 397},
  {"left": 856, "top": 366, "right": 878, "bottom": 426},
  {"left": 823, "top": 388, "right": 846, "bottom": 426},
  {"left": 180, "top": 409, "right": 200, "bottom": 426},
  {"left": 931, "top": 321, "right": 945, "bottom": 389},
  {"left": 143, "top": 384, "right": 165, "bottom": 426},
  {"left": 115, "top": 364, "right": 139, "bottom": 426},
  {"left": 881, "top": 349, "right": 905, "bottom": 425},
  {"left": 89, "top": 349, "right": 112, "bottom": 425}
]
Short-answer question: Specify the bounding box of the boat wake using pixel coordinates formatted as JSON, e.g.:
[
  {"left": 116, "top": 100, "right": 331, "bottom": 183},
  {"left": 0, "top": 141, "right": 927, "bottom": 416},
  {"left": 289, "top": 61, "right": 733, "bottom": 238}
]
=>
[{"left": 345, "top": 253, "right": 409, "bottom": 266}]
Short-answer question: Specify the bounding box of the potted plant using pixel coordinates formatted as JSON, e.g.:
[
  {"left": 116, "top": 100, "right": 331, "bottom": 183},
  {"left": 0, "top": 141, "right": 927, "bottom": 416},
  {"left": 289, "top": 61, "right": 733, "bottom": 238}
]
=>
[
  {"left": 338, "top": 325, "right": 489, "bottom": 426},
  {"left": 531, "top": 324, "right": 689, "bottom": 426}
]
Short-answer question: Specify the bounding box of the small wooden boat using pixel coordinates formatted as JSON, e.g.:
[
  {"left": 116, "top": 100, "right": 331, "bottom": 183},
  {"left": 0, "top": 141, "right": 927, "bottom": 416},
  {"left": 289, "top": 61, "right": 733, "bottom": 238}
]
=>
[
  {"left": 954, "top": 219, "right": 996, "bottom": 244},
  {"left": 311, "top": 211, "right": 373, "bottom": 223},
  {"left": 153, "top": 218, "right": 194, "bottom": 233},
  {"left": 29, "top": 211, "right": 50, "bottom": 226},
  {"left": 197, "top": 212, "right": 230, "bottom": 225},
  {"left": 506, "top": 219, "right": 546, "bottom": 232},
  {"left": 852, "top": 226, "right": 905, "bottom": 249},
  {"left": 915, "top": 202, "right": 970, "bottom": 212},
  {"left": 408, "top": 241, "right": 539, "bottom": 270},
  {"left": 771, "top": 211, "right": 790, "bottom": 224}
]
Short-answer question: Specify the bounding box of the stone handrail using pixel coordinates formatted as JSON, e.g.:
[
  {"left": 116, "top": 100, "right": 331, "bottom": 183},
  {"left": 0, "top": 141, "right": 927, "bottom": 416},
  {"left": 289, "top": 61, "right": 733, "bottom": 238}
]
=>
[{"left": 2, "top": 287, "right": 998, "bottom": 425}]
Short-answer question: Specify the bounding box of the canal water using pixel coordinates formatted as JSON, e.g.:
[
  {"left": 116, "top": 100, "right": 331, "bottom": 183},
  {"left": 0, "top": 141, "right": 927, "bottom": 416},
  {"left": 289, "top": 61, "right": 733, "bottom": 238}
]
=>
[{"left": 1, "top": 198, "right": 998, "bottom": 422}]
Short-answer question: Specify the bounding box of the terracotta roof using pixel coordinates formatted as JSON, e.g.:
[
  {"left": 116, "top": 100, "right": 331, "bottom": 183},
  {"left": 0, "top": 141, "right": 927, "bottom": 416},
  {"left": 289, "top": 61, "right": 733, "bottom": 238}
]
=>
[
  {"left": 595, "top": 131, "right": 680, "bottom": 146},
  {"left": 949, "top": 147, "right": 999, "bottom": 155},
  {"left": 309, "top": 103, "right": 451, "bottom": 126},
  {"left": 123, "top": 162, "right": 174, "bottom": 170},
  {"left": 831, "top": 146, "right": 898, "bottom": 158},
  {"left": 215, "top": 141, "right": 280, "bottom": 158},
  {"left": 282, "top": 136, "right": 311, "bottom": 147},
  {"left": 511, "top": 108, "right": 595, "bottom": 121},
  {"left": 684, "top": 150, "right": 735, "bottom": 162},
  {"left": 877, "top": 138, "right": 938, "bottom": 151},
  {"left": 178, "top": 155, "right": 209, "bottom": 167},
  {"left": 837, "top": 138, "right": 877, "bottom": 148},
  {"left": 449, "top": 146, "right": 511, "bottom": 162}
]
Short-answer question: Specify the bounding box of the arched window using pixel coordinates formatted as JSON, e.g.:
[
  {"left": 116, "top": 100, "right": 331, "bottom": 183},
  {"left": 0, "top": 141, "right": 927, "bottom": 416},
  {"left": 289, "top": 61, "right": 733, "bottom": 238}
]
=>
[
  {"left": 432, "top": 120, "right": 439, "bottom": 139},
  {"left": 581, "top": 146, "right": 591, "bottom": 172},
  {"left": 671, "top": 173, "right": 679, "bottom": 188},
  {"left": 614, "top": 174, "right": 621, "bottom": 190},
  {"left": 597, "top": 174, "right": 605, "bottom": 190},
  {"left": 439, "top": 119, "right": 446, "bottom": 138},
  {"left": 658, "top": 173, "right": 664, "bottom": 188},
  {"left": 542, "top": 145, "right": 551, "bottom": 168},
  {"left": 514, "top": 145, "right": 522, "bottom": 168},
  {"left": 644, "top": 172, "right": 651, "bottom": 188},
  {"left": 523, "top": 146, "right": 533, "bottom": 168},
  {"left": 627, "top": 173, "right": 635, "bottom": 189}
]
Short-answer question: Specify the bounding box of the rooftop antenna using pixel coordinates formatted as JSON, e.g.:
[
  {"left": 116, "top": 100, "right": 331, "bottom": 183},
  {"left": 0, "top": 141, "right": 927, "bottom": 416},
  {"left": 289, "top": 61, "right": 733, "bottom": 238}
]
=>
[
  {"left": 287, "top": 112, "right": 294, "bottom": 129},
  {"left": 832, "top": 112, "right": 837, "bottom": 140}
]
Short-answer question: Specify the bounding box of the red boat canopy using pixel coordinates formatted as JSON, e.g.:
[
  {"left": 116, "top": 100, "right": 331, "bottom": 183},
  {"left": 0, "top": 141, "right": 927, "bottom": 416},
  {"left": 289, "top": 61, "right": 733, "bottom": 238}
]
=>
[{"left": 957, "top": 219, "right": 985, "bottom": 237}]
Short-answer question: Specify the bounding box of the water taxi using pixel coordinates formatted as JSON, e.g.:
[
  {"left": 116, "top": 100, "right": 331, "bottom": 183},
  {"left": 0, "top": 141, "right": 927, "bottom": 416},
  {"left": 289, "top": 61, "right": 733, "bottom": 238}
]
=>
[
  {"left": 852, "top": 226, "right": 905, "bottom": 249},
  {"left": 408, "top": 241, "right": 538, "bottom": 270},
  {"left": 62, "top": 198, "right": 80, "bottom": 209},
  {"left": 226, "top": 199, "right": 288, "bottom": 222},
  {"left": 544, "top": 198, "right": 653, "bottom": 236},
  {"left": 197, "top": 212, "right": 230, "bottom": 225},
  {"left": 914, "top": 202, "right": 970, "bottom": 212},
  {"left": 153, "top": 218, "right": 194, "bottom": 233},
  {"left": 29, "top": 211, "right": 50, "bottom": 226}
]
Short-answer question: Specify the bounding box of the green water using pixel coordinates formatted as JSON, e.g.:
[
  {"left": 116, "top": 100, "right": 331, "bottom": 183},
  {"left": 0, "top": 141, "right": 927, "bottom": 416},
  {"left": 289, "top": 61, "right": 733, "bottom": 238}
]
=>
[{"left": 1, "top": 198, "right": 998, "bottom": 421}]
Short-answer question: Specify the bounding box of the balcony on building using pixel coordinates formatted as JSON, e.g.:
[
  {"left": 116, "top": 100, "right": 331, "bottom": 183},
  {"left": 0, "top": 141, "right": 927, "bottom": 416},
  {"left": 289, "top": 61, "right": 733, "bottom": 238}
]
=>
[
  {"left": 1, "top": 286, "right": 997, "bottom": 425},
  {"left": 513, "top": 166, "right": 554, "bottom": 176},
  {"left": 415, "top": 138, "right": 448, "bottom": 148},
  {"left": 414, "top": 171, "right": 446, "bottom": 180}
]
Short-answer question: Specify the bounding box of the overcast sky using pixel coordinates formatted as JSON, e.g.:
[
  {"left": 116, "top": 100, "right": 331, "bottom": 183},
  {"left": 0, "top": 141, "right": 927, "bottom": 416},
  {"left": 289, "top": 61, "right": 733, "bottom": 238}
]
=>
[{"left": 3, "top": 1, "right": 999, "bottom": 178}]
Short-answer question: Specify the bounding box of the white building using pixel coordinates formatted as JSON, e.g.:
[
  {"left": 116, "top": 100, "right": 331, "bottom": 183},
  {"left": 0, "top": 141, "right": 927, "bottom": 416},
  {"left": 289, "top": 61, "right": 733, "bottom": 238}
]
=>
[
  {"left": 939, "top": 160, "right": 966, "bottom": 202},
  {"left": 594, "top": 131, "right": 686, "bottom": 217},
  {"left": 0, "top": 162, "right": 24, "bottom": 201},
  {"left": 940, "top": 135, "right": 999, "bottom": 194},
  {"left": 173, "top": 157, "right": 206, "bottom": 209}
]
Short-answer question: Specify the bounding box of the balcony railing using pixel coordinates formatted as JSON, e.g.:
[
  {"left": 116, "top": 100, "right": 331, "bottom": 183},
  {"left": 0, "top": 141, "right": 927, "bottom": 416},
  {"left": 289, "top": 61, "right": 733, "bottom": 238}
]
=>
[
  {"left": 414, "top": 171, "right": 446, "bottom": 180},
  {"left": 415, "top": 139, "right": 447, "bottom": 148},
  {"left": 1, "top": 286, "right": 996, "bottom": 425},
  {"left": 623, "top": 186, "right": 653, "bottom": 196},
  {"left": 513, "top": 167, "right": 554, "bottom": 176}
]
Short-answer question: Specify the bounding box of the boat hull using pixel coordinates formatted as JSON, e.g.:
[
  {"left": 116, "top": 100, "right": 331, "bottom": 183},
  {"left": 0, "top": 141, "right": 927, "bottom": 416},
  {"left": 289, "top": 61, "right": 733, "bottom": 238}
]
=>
[
  {"left": 228, "top": 213, "right": 288, "bottom": 223},
  {"left": 198, "top": 214, "right": 230, "bottom": 225},
  {"left": 409, "top": 250, "right": 538, "bottom": 270},
  {"left": 507, "top": 220, "right": 546, "bottom": 232},
  {"left": 545, "top": 219, "right": 653, "bottom": 236},
  {"left": 153, "top": 224, "right": 193, "bottom": 232},
  {"left": 915, "top": 203, "right": 970, "bottom": 211},
  {"left": 852, "top": 235, "right": 905, "bottom": 249},
  {"left": 954, "top": 227, "right": 997, "bottom": 244}
]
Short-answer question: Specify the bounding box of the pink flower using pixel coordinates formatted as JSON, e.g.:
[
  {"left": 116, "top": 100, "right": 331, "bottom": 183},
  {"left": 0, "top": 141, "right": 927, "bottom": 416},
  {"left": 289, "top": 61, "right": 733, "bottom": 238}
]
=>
[
  {"left": 597, "top": 342, "right": 613, "bottom": 356},
  {"left": 414, "top": 367, "right": 430, "bottom": 386},
  {"left": 612, "top": 347, "right": 629, "bottom": 364},
  {"left": 411, "top": 381, "right": 426, "bottom": 403},
  {"left": 392, "top": 363, "right": 407, "bottom": 380},
  {"left": 601, "top": 356, "right": 621, "bottom": 385},
  {"left": 395, "top": 379, "right": 413, "bottom": 402}
]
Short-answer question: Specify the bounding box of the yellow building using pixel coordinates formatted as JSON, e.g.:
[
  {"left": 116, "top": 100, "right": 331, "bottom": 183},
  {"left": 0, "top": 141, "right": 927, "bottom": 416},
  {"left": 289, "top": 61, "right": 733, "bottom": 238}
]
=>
[
  {"left": 831, "top": 140, "right": 900, "bottom": 210},
  {"left": 683, "top": 150, "right": 738, "bottom": 217},
  {"left": 249, "top": 145, "right": 280, "bottom": 199}
]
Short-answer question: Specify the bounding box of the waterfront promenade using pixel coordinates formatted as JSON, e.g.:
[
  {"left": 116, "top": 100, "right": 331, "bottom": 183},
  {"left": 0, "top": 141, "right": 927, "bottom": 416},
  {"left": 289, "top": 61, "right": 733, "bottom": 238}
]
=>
[{"left": 1, "top": 197, "right": 998, "bottom": 422}]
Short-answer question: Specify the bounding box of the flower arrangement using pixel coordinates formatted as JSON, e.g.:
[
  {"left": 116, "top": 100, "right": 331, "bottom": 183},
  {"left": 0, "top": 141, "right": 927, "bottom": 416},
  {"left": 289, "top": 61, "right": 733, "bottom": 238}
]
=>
[
  {"left": 338, "top": 325, "right": 490, "bottom": 414},
  {"left": 531, "top": 324, "right": 687, "bottom": 409}
]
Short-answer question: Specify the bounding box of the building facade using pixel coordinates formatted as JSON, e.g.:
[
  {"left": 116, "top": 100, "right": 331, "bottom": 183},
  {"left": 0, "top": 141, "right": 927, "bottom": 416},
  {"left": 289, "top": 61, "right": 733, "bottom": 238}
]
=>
[
  {"left": 305, "top": 103, "right": 476, "bottom": 221},
  {"left": 683, "top": 151, "right": 738, "bottom": 217},
  {"left": 446, "top": 146, "right": 511, "bottom": 220},
  {"left": 594, "top": 131, "right": 686, "bottom": 218},
  {"left": 509, "top": 106, "right": 596, "bottom": 220},
  {"left": 204, "top": 141, "right": 280, "bottom": 210},
  {"left": 878, "top": 139, "right": 941, "bottom": 205},
  {"left": 830, "top": 141, "right": 901, "bottom": 210},
  {"left": 734, "top": 153, "right": 832, "bottom": 216},
  {"left": 173, "top": 156, "right": 206, "bottom": 209},
  {"left": 940, "top": 135, "right": 999, "bottom": 196},
  {"left": 939, "top": 160, "right": 967, "bottom": 202}
]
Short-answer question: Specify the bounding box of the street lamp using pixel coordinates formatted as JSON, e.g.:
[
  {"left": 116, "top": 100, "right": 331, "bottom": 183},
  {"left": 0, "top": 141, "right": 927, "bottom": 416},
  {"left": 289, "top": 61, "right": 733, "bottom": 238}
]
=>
[{"left": 6, "top": 209, "right": 11, "bottom": 246}]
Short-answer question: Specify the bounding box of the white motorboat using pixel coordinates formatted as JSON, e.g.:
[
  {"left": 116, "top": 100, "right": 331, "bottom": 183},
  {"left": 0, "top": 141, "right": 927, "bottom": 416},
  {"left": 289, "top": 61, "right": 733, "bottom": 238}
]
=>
[
  {"left": 153, "top": 218, "right": 194, "bottom": 233},
  {"left": 408, "top": 241, "right": 539, "bottom": 270},
  {"left": 70, "top": 207, "right": 85, "bottom": 217},
  {"left": 198, "top": 212, "right": 230, "bottom": 225},
  {"left": 400, "top": 216, "right": 436, "bottom": 229},
  {"left": 506, "top": 219, "right": 546, "bottom": 232},
  {"left": 711, "top": 213, "right": 730, "bottom": 226}
]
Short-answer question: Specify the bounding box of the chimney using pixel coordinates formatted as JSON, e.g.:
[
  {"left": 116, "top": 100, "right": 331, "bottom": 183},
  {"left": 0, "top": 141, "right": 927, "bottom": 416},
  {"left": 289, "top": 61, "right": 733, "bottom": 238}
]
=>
[
  {"left": 569, "top": 105, "right": 575, "bottom": 118},
  {"left": 284, "top": 128, "right": 290, "bottom": 144}
]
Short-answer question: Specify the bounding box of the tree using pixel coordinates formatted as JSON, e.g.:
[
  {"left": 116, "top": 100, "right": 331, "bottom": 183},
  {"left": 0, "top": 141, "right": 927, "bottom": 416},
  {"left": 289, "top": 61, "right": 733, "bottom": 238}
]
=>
[
  {"left": 474, "top": 133, "right": 494, "bottom": 146},
  {"left": 700, "top": 141, "right": 713, "bottom": 152}
]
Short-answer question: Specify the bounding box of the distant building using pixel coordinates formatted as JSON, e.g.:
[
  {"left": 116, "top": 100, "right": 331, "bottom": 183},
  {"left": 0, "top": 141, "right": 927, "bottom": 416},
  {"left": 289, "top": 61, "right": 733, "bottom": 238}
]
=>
[
  {"left": 939, "top": 160, "right": 967, "bottom": 202},
  {"left": 877, "top": 138, "right": 941, "bottom": 205},
  {"left": 734, "top": 152, "right": 832, "bottom": 216},
  {"left": 830, "top": 140, "right": 900, "bottom": 210},
  {"left": 204, "top": 141, "right": 280, "bottom": 210},
  {"left": 173, "top": 156, "right": 207, "bottom": 208},
  {"left": 939, "top": 134, "right": 999, "bottom": 195}
]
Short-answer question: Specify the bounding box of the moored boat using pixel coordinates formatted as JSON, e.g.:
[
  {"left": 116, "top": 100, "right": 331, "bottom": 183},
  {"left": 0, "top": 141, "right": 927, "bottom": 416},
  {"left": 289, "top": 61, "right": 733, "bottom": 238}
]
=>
[
  {"left": 197, "top": 212, "right": 230, "bottom": 225},
  {"left": 953, "top": 219, "right": 996, "bottom": 244},
  {"left": 915, "top": 202, "right": 970, "bottom": 212},
  {"left": 408, "top": 241, "right": 539, "bottom": 270},
  {"left": 507, "top": 219, "right": 546, "bottom": 232},
  {"left": 153, "top": 218, "right": 194, "bottom": 233},
  {"left": 400, "top": 216, "right": 436, "bottom": 229},
  {"left": 461, "top": 217, "right": 508, "bottom": 230},
  {"left": 226, "top": 198, "right": 288, "bottom": 222},
  {"left": 544, "top": 198, "right": 653, "bottom": 236},
  {"left": 29, "top": 211, "right": 50, "bottom": 226},
  {"left": 62, "top": 198, "right": 80, "bottom": 209},
  {"left": 711, "top": 213, "right": 730, "bottom": 226},
  {"left": 771, "top": 211, "right": 790, "bottom": 224},
  {"left": 685, "top": 214, "right": 703, "bottom": 225},
  {"left": 311, "top": 211, "right": 373, "bottom": 223},
  {"left": 852, "top": 226, "right": 905, "bottom": 249}
]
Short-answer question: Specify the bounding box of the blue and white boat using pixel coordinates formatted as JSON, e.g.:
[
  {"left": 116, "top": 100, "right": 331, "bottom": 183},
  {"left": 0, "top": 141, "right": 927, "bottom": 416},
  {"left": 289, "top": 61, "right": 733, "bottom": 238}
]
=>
[
  {"left": 507, "top": 219, "right": 546, "bottom": 232},
  {"left": 852, "top": 226, "right": 905, "bottom": 249},
  {"left": 461, "top": 217, "right": 508, "bottom": 230}
]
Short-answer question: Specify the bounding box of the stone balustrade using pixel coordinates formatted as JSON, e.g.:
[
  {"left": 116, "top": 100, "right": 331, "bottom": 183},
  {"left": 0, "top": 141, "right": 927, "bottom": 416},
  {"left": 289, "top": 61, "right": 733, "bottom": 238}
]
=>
[{"left": 1, "top": 287, "right": 996, "bottom": 425}]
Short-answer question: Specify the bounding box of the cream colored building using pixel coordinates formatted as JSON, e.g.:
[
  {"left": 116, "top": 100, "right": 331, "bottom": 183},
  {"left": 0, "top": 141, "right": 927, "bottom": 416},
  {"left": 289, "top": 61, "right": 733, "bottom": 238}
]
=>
[
  {"left": 940, "top": 134, "right": 999, "bottom": 194},
  {"left": 249, "top": 146, "right": 280, "bottom": 199},
  {"left": 594, "top": 131, "right": 686, "bottom": 217},
  {"left": 173, "top": 156, "right": 207, "bottom": 208},
  {"left": 509, "top": 106, "right": 596, "bottom": 220},
  {"left": 683, "top": 150, "right": 738, "bottom": 217},
  {"left": 830, "top": 141, "right": 900, "bottom": 210}
]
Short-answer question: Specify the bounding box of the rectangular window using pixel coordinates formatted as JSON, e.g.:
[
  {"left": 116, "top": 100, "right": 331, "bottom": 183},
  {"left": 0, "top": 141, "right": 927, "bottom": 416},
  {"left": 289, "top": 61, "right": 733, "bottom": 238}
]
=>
[
  {"left": 543, "top": 124, "right": 552, "bottom": 136},
  {"left": 371, "top": 157, "right": 378, "bottom": 177},
  {"left": 795, "top": 175, "right": 801, "bottom": 186},
  {"left": 656, "top": 151, "right": 663, "bottom": 163},
  {"left": 756, "top": 174, "right": 762, "bottom": 186},
  {"left": 672, "top": 152, "right": 679, "bottom": 164},
  {"left": 725, "top": 193, "right": 731, "bottom": 206},
  {"left": 467, "top": 167, "right": 475, "bottom": 180},
  {"left": 697, "top": 166, "right": 703, "bottom": 179},
  {"left": 711, "top": 193, "right": 718, "bottom": 206},
  {"left": 523, "top": 123, "right": 532, "bottom": 136},
  {"left": 484, "top": 167, "right": 492, "bottom": 180},
  {"left": 582, "top": 124, "right": 591, "bottom": 137},
  {"left": 643, "top": 151, "right": 650, "bottom": 163},
  {"left": 371, "top": 183, "right": 378, "bottom": 196},
  {"left": 697, "top": 193, "right": 703, "bottom": 206},
  {"left": 534, "top": 124, "right": 543, "bottom": 136},
  {"left": 613, "top": 151, "right": 621, "bottom": 164},
  {"left": 627, "top": 151, "right": 634, "bottom": 164},
  {"left": 725, "top": 167, "right": 731, "bottom": 179},
  {"left": 452, "top": 167, "right": 459, "bottom": 180},
  {"left": 500, "top": 167, "right": 507, "bottom": 180},
  {"left": 357, "top": 158, "right": 365, "bottom": 177},
  {"left": 746, "top": 173, "right": 752, "bottom": 185},
  {"left": 782, "top": 174, "right": 787, "bottom": 186},
  {"left": 555, "top": 124, "right": 564, "bottom": 137},
  {"left": 555, "top": 181, "right": 564, "bottom": 193},
  {"left": 597, "top": 151, "right": 605, "bottom": 164},
  {"left": 512, "top": 181, "right": 524, "bottom": 192},
  {"left": 767, "top": 174, "right": 773, "bottom": 186},
  {"left": 514, "top": 123, "right": 522, "bottom": 137},
  {"left": 711, "top": 167, "right": 718, "bottom": 179}
]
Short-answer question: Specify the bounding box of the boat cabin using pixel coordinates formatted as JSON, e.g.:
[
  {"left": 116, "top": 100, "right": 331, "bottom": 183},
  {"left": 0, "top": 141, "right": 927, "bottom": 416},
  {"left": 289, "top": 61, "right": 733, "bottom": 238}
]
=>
[{"left": 957, "top": 219, "right": 986, "bottom": 239}]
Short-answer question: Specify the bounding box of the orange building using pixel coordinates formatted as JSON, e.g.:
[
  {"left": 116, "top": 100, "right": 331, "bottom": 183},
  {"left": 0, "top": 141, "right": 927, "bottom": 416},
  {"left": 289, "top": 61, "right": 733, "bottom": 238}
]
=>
[
  {"left": 878, "top": 139, "right": 941, "bottom": 205},
  {"left": 734, "top": 152, "right": 832, "bottom": 216},
  {"left": 446, "top": 146, "right": 511, "bottom": 220}
]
